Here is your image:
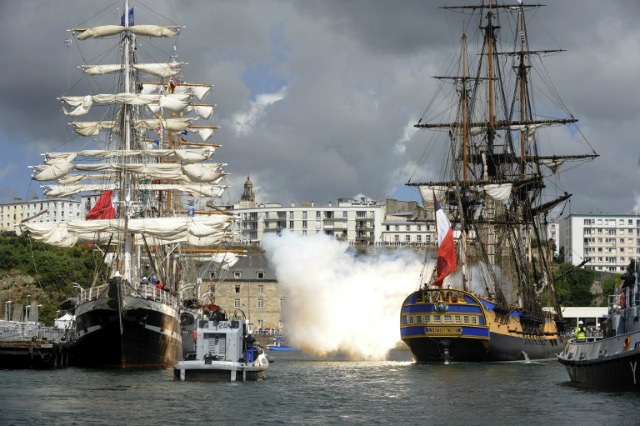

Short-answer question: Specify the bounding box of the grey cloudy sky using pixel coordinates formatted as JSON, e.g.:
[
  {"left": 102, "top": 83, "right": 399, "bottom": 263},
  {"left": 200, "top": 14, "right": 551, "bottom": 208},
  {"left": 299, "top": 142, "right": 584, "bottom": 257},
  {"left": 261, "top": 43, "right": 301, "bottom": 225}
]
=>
[{"left": 0, "top": 0, "right": 638, "bottom": 216}]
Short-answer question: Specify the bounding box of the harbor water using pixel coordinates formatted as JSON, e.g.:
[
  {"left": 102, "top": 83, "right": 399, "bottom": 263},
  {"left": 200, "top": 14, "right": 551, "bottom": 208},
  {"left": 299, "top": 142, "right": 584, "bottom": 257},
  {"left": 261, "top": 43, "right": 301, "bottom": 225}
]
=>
[{"left": 1, "top": 348, "right": 637, "bottom": 425}]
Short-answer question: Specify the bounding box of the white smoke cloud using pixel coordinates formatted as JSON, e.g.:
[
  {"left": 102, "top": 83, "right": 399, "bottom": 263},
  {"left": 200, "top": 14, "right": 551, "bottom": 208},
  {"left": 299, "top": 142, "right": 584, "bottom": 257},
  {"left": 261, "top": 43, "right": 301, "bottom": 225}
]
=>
[{"left": 262, "top": 230, "right": 424, "bottom": 360}]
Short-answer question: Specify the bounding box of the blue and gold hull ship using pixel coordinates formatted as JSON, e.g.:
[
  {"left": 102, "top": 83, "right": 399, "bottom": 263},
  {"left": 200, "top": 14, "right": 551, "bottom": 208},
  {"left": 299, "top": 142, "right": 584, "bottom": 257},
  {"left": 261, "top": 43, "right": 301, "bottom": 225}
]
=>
[
  {"left": 399, "top": 0, "right": 595, "bottom": 364},
  {"left": 400, "top": 288, "right": 564, "bottom": 363}
]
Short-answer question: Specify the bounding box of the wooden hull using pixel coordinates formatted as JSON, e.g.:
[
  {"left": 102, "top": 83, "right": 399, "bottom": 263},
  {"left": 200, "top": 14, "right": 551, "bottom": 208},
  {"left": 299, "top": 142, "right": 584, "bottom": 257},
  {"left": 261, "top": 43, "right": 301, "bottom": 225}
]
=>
[{"left": 400, "top": 289, "right": 564, "bottom": 363}]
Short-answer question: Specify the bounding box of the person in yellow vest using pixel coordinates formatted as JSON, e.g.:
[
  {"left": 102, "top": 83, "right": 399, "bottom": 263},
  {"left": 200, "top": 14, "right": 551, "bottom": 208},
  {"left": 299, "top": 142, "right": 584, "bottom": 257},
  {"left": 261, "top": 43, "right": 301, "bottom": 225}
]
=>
[{"left": 574, "top": 320, "right": 586, "bottom": 342}]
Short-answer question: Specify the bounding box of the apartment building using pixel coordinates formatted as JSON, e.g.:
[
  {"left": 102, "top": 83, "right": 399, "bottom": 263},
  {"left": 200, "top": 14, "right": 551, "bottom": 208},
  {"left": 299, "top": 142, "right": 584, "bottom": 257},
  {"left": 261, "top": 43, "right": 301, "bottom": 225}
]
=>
[
  {"left": 0, "top": 197, "right": 83, "bottom": 234},
  {"left": 560, "top": 213, "right": 639, "bottom": 272}
]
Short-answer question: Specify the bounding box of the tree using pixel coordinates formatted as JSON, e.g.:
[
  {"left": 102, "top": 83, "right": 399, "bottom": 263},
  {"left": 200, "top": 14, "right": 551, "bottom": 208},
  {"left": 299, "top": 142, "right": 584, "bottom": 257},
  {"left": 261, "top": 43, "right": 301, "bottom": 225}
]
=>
[
  {"left": 554, "top": 262, "right": 596, "bottom": 306},
  {"left": 0, "top": 235, "right": 101, "bottom": 325}
]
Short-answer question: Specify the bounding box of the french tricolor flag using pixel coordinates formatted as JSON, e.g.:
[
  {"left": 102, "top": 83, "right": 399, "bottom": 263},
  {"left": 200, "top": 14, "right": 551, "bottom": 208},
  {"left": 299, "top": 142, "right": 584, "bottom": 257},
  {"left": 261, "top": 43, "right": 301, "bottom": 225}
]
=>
[{"left": 433, "top": 192, "right": 457, "bottom": 287}]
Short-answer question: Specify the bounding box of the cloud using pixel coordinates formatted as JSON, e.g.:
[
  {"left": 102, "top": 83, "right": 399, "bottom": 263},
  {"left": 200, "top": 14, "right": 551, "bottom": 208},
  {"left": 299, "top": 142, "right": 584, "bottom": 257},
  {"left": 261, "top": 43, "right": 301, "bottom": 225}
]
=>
[{"left": 231, "top": 87, "right": 286, "bottom": 136}]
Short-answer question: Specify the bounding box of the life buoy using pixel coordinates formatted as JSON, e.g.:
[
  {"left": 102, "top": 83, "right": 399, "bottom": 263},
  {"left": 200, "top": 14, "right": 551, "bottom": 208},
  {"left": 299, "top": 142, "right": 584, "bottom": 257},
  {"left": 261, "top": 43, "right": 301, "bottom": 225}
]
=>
[
  {"left": 623, "top": 336, "right": 631, "bottom": 351},
  {"left": 193, "top": 328, "right": 197, "bottom": 344}
]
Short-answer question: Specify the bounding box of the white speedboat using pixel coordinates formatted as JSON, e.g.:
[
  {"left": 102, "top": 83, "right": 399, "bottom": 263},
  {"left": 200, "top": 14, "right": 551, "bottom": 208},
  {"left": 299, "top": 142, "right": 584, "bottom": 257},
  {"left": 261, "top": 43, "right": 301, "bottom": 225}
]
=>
[{"left": 174, "top": 308, "right": 269, "bottom": 382}]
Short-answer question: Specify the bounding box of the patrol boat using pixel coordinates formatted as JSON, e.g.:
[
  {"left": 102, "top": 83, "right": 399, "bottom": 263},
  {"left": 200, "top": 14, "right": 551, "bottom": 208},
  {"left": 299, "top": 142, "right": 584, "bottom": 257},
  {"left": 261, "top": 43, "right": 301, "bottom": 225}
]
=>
[
  {"left": 399, "top": 0, "right": 597, "bottom": 363},
  {"left": 174, "top": 307, "right": 269, "bottom": 382},
  {"left": 558, "top": 262, "right": 640, "bottom": 390}
]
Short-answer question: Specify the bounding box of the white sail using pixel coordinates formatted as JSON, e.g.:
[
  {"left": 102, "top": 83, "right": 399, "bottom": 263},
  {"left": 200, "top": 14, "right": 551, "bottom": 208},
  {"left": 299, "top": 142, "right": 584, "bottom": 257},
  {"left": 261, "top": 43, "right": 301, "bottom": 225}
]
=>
[
  {"left": 25, "top": 216, "right": 230, "bottom": 248},
  {"left": 33, "top": 161, "right": 224, "bottom": 182},
  {"left": 62, "top": 93, "right": 192, "bottom": 116},
  {"left": 43, "top": 182, "right": 226, "bottom": 198},
  {"left": 132, "top": 62, "right": 184, "bottom": 78},
  {"left": 142, "top": 83, "right": 212, "bottom": 100},
  {"left": 81, "top": 64, "right": 123, "bottom": 76},
  {"left": 45, "top": 147, "right": 216, "bottom": 162},
  {"left": 72, "top": 24, "right": 181, "bottom": 40},
  {"left": 71, "top": 118, "right": 218, "bottom": 140}
]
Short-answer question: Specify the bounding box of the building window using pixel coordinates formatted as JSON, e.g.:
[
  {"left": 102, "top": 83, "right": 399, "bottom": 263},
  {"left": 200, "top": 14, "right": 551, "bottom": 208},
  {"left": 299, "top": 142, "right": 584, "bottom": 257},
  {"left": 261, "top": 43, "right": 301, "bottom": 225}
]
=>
[
  {"left": 316, "top": 211, "right": 321, "bottom": 219},
  {"left": 258, "top": 299, "right": 264, "bottom": 308},
  {"left": 234, "top": 272, "right": 241, "bottom": 279},
  {"left": 289, "top": 221, "right": 294, "bottom": 228},
  {"left": 258, "top": 284, "right": 264, "bottom": 293},
  {"left": 257, "top": 272, "right": 264, "bottom": 279},
  {"left": 235, "top": 285, "right": 240, "bottom": 293},
  {"left": 209, "top": 272, "right": 217, "bottom": 280},
  {"left": 234, "top": 299, "right": 240, "bottom": 308},
  {"left": 405, "top": 235, "right": 411, "bottom": 243}
]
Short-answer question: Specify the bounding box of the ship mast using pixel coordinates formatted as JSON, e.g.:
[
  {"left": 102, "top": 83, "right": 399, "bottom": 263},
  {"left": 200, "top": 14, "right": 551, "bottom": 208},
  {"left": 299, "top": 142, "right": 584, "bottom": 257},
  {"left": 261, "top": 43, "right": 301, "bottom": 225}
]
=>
[{"left": 121, "top": 0, "right": 133, "bottom": 284}]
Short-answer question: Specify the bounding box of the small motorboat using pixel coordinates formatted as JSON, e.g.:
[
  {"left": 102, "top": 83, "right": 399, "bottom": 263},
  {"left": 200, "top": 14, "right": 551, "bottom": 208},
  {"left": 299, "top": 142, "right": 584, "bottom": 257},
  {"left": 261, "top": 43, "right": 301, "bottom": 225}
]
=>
[
  {"left": 267, "top": 336, "right": 299, "bottom": 352},
  {"left": 174, "top": 308, "right": 269, "bottom": 382}
]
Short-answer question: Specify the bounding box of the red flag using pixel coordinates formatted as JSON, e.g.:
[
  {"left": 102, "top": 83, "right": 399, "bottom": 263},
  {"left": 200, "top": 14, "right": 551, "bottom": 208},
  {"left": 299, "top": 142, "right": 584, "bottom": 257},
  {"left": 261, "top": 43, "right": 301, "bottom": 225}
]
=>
[
  {"left": 433, "top": 193, "right": 457, "bottom": 287},
  {"left": 86, "top": 190, "right": 116, "bottom": 220}
]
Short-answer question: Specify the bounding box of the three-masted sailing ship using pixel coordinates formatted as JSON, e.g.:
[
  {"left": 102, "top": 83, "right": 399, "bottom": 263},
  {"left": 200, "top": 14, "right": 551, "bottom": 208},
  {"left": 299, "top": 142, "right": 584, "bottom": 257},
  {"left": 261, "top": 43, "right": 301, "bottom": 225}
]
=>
[
  {"left": 400, "top": 1, "right": 597, "bottom": 362},
  {"left": 23, "top": 1, "right": 234, "bottom": 368}
]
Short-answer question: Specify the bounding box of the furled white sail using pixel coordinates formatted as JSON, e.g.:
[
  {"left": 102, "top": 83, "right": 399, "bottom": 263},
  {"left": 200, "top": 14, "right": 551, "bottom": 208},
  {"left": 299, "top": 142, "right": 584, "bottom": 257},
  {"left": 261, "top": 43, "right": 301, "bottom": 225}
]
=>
[
  {"left": 45, "top": 147, "right": 216, "bottom": 162},
  {"left": 81, "top": 64, "right": 124, "bottom": 76},
  {"left": 478, "top": 183, "right": 512, "bottom": 203},
  {"left": 33, "top": 161, "right": 224, "bottom": 182},
  {"left": 71, "top": 118, "right": 219, "bottom": 139},
  {"left": 25, "top": 216, "right": 230, "bottom": 248},
  {"left": 43, "top": 182, "right": 226, "bottom": 198},
  {"left": 141, "top": 83, "right": 212, "bottom": 100},
  {"left": 418, "top": 185, "right": 449, "bottom": 206},
  {"left": 72, "top": 25, "right": 181, "bottom": 40},
  {"left": 418, "top": 183, "right": 513, "bottom": 206},
  {"left": 81, "top": 62, "right": 183, "bottom": 78},
  {"left": 132, "top": 63, "right": 184, "bottom": 78},
  {"left": 62, "top": 93, "right": 191, "bottom": 116}
]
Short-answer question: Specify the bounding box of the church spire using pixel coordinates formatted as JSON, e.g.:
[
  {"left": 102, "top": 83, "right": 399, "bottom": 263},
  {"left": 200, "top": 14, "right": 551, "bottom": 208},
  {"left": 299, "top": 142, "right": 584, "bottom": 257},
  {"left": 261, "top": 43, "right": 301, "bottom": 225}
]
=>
[{"left": 241, "top": 176, "right": 255, "bottom": 203}]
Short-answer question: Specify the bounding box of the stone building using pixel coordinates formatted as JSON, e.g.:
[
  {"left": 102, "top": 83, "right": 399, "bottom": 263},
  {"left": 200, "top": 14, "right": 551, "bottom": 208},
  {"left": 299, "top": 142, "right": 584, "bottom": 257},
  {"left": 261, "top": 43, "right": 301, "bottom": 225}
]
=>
[{"left": 199, "top": 254, "right": 285, "bottom": 332}]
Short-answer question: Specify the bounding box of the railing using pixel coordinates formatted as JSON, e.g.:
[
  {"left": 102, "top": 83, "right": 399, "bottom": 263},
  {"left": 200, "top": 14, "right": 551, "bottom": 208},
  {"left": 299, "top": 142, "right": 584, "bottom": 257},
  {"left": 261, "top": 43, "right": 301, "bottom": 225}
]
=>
[
  {"left": 0, "top": 320, "right": 73, "bottom": 342},
  {"left": 76, "top": 282, "right": 177, "bottom": 306},
  {"left": 609, "top": 283, "right": 640, "bottom": 310}
]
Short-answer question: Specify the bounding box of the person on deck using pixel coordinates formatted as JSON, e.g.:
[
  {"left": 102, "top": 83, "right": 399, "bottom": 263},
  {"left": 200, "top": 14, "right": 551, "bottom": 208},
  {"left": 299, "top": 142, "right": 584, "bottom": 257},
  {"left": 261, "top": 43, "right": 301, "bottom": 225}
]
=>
[
  {"left": 620, "top": 268, "right": 636, "bottom": 308},
  {"left": 574, "top": 321, "right": 586, "bottom": 342}
]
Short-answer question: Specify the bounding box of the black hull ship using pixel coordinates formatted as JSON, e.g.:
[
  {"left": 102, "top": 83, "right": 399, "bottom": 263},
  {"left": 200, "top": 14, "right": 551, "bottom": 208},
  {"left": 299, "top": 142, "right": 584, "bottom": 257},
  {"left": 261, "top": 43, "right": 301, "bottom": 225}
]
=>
[
  {"left": 400, "top": 1, "right": 597, "bottom": 363},
  {"left": 72, "top": 277, "right": 182, "bottom": 368},
  {"left": 558, "top": 263, "right": 640, "bottom": 390},
  {"left": 23, "top": 0, "right": 230, "bottom": 368}
]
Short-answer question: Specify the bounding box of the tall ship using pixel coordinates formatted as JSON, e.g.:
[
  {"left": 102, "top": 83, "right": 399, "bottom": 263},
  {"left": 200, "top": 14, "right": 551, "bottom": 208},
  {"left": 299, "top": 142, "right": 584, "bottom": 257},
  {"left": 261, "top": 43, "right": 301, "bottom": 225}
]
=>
[
  {"left": 400, "top": 1, "right": 597, "bottom": 362},
  {"left": 22, "top": 1, "right": 233, "bottom": 368}
]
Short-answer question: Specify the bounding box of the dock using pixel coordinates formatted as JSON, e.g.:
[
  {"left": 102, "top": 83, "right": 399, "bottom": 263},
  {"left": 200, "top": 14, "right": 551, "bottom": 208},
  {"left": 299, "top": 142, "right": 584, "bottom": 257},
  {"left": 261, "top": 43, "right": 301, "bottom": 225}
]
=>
[{"left": 0, "top": 320, "right": 73, "bottom": 369}]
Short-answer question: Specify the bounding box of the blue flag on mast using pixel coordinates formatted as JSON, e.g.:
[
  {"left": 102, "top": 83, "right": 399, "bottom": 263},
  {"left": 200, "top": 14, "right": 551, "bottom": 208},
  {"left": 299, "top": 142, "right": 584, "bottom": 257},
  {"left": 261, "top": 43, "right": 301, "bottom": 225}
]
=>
[{"left": 121, "top": 8, "right": 134, "bottom": 26}]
